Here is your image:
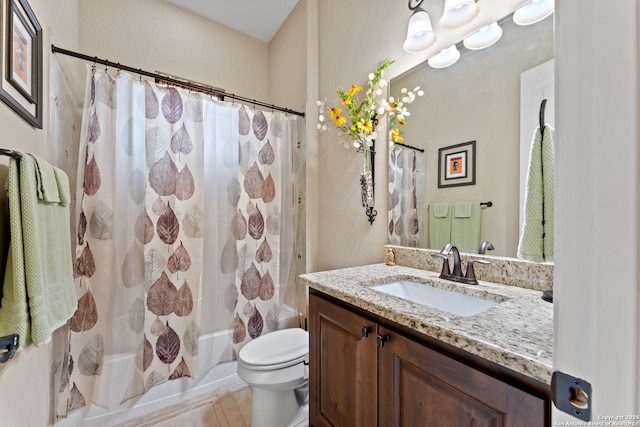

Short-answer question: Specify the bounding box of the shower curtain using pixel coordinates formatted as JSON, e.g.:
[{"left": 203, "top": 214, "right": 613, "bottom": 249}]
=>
[
  {"left": 388, "top": 146, "right": 424, "bottom": 247},
  {"left": 57, "top": 67, "right": 301, "bottom": 416}
]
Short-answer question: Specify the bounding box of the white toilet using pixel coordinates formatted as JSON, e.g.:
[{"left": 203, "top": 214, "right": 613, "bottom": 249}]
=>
[{"left": 237, "top": 328, "right": 309, "bottom": 427}]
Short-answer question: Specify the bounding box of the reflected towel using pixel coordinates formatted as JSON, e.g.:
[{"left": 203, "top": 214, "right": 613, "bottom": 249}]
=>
[
  {"left": 454, "top": 201, "right": 473, "bottom": 218},
  {"left": 518, "top": 126, "right": 555, "bottom": 262},
  {"left": 429, "top": 202, "right": 452, "bottom": 250},
  {"left": 432, "top": 203, "right": 449, "bottom": 218},
  {"left": 451, "top": 201, "right": 481, "bottom": 253},
  {"left": 0, "top": 155, "right": 77, "bottom": 347}
]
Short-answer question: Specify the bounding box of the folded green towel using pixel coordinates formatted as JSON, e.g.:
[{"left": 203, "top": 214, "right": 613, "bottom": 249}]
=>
[
  {"left": 454, "top": 201, "right": 473, "bottom": 218},
  {"left": 429, "top": 202, "right": 452, "bottom": 250},
  {"left": 32, "top": 153, "right": 62, "bottom": 204},
  {"left": 432, "top": 202, "right": 449, "bottom": 218},
  {"left": 0, "top": 155, "right": 77, "bottom": 347},
  {"left": 451, "top": 201, "right": 481, "bottom": 253},
  {"left": 0, "top": 159, "right": 29, "bottom": 344},
  {"left": 54, "top": 167, "right": 71, "bottom": 205}
]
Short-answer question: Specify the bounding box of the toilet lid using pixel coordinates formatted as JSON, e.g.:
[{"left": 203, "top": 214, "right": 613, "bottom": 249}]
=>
[{"left": 239, "top": 328, "right": 308, "bottom": 367}]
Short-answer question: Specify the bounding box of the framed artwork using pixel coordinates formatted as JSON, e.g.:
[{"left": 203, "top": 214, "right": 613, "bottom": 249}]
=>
[
  {"left": 0, "top": 0, "right": 42, "bottom": 128},
  {"left": 437, "top": 140, "right": 476, "bottom": 188}
]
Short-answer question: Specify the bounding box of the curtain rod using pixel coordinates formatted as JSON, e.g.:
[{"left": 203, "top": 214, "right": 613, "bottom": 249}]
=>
[
  {"left": 393, "top": 142, "right": 424, "bottom": 153},
  {"left": 51, "top": 45, "right": 305, "bottom": 118}
]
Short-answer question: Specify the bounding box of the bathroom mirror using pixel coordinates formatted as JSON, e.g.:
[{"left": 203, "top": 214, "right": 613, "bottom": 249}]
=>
[{"left": 388, "top": 13, "right": 553, "bottom": 258}]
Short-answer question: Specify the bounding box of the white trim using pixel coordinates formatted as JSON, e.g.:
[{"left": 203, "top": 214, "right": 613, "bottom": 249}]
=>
[{"left": 554, "top": 1, "right": 639, "bottom": 421}]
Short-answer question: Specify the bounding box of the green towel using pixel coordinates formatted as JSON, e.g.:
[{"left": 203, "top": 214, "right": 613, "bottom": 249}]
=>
[
  {"left": 454, "top": 201, "right": 473, "bottom": 218},
  {"left": 0, "top": 155, "right": 77, "bottom": 347},
  {"left": 451, "top": 201, "right": 481, "bottom": 253},
  {"left": 33, "top": 153, "right": 62, "bottom": 203},
  {"left": 518, "top": 126, "right": 554, "bottom": 262},
  {"left": 429, "top": 202, "right": 452, "bottom": 250}
]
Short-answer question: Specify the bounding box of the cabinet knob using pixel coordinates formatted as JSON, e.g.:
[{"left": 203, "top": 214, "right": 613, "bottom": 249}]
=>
[
  {"left": 377, "top": 334, "right": 390, "bottom": 347},
  {"left": 361, "top": 326, "right": 372, "bottom": 338}
]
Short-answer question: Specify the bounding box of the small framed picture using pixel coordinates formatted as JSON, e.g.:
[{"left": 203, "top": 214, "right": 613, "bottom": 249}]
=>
[
  {"left": 0, "top": 0, "right": 42, "bottom": 128},
  {"left": 438, "top": 140, "right": 476, "bottom": 188}
]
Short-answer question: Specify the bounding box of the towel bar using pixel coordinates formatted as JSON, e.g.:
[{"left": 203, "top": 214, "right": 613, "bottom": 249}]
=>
[
  {"left": 428, "top": 201, "right": 493, "bottom": 209},
  {"left": 0, "top": 149, "right": 22, "bottom": 159},
  {"left": 0, "top": 334, "right": 19, "bottom": 363}
]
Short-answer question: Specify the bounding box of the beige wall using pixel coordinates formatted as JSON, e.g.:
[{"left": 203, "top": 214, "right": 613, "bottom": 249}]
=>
[
  {"left": 316, "top": 1, "right": 409, "bottom": 271},
  {"left": 79, "top": 0, "right": 270, "bottom": 102},
  {"left": 269, "top": 2, "right": 307, "bottom": 112},
  {"left": 0, "top": 2, "right": 80, "bottom": 426}
]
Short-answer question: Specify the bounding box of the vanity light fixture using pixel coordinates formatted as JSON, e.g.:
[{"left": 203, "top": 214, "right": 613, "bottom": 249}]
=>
[
  {"left": 439, "top": 0, "right": 480, "bottom": 29},
  {"left": 403, "top": 0, "right": 437, "bottom": 53},
  {"left": 427, "top": 45, "right": 461, "bottom": 69},
  {"left": 463, "top": 22, "right": 503, "bottom": 50},
  {"left": 513, "top": 0, "right": 554, "bottom": 26}
]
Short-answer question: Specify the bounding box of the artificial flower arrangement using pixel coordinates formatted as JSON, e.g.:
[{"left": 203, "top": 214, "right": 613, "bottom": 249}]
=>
[{"left": 317, "top": 58, "right": 423, "bottom": 217}]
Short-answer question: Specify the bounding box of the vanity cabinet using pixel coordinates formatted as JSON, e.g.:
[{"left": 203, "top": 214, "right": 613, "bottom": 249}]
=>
[{"left": 309, "top": 291, "right": 550, "bottom": 427}]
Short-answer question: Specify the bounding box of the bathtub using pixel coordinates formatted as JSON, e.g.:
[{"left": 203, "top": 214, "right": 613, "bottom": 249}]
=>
[{"left": 56, "top": 305, "right": 300, "bottom": 427}]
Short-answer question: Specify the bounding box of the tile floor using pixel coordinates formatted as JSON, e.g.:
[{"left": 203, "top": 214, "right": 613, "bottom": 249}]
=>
[{"left": 114, "top": 381, "right": 252, "bottom": 427}]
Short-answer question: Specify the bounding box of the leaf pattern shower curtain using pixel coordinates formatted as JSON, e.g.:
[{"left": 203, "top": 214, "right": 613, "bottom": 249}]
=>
[
  {"left": 229, "top": 106, "right": 295, "bottom": 351},
  {"left": 388, "top": 146, "right": 424, "bottom": 247},
  {"left": 57, "top": 67, "right": 301, "bottom": 416}
]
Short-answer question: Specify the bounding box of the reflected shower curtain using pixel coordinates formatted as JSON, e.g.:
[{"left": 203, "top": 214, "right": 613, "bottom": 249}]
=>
[
  {"left": 388, "top": 146, "right": 424, "bottom": 247},
  {"left": 57, "top": 67, "right": 303, "bottom": 417}
]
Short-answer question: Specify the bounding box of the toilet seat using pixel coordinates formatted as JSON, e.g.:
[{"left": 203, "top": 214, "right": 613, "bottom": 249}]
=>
[{"left": 238, "top": 328, "right": 308, "bottom": 371}]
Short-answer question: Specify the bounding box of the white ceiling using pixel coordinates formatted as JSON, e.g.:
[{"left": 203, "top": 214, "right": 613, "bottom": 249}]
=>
[{"left": 165, "top": 0, "right": 300, "bottom": 43}]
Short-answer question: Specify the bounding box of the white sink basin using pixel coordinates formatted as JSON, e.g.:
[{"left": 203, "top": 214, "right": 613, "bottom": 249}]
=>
[{"left": 371, "top": 280, "right": 498, "bottom": 317}]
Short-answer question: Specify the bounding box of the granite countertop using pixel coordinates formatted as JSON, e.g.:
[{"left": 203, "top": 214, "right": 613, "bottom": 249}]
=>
[{"left": 299, "top": 264, "right": 553, "bottom": 384}]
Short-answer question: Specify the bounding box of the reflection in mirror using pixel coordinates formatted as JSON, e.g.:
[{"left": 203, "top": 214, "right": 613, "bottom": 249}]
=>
[{"left": 388, "top": 14, "right": 553, "bottom": 259}]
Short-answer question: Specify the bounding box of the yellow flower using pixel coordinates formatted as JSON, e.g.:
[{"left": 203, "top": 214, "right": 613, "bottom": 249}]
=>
[
  {"left": 398, "top": 118, "right": 406, "bottom": 127},
  {"left": 348, "top": 84, "right": 363, "bottom": 97},
  {"left": 391, "top": 128, "right": 404, "bottom": 143},
  {"left": 341, "top": 98, "right": 353, "bottom": 106},
  {"left": 357, "top": 119, "right": 373, "bottom": 135},
  {"left": 333, "top": 116, "right": 347, "bottom": 127},
  {"left": 329, "top": 107, "right": 342, "bottom": 119}
]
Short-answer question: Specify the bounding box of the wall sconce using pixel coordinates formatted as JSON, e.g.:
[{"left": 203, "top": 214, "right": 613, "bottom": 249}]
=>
[
  {"left": 513, "top": 0, "right": 554, "bottom": 26},
  {"left": 463, "top": 21, "right": 503, "bottom": 50},
  {"left": 428, "top": 45, "right": 461, "bottom": 68},
  {"left": 439, "top": 0, "right": 480, "bottom": 28},
  {"left": 403, "top": 0, "right": 437, "bottom": 53}
]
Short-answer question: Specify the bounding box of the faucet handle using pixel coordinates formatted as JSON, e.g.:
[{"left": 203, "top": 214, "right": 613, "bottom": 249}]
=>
[
  {"left": 465, "top": 259, "right": 490, "bottom": 282},
  {"left": 431, "top": 253, "right": 450, "bottom": 277}
]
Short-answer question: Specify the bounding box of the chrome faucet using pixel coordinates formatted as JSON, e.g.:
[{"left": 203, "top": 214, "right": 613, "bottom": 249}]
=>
[
  {"left": 478, "top": 241, "right": 495, "bottom": 255},
  {"left": 431, "top": 243, "right": 490, "bottom": 285}
]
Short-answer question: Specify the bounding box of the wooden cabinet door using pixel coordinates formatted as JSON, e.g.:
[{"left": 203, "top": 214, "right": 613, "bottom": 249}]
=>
[
  {"left": 309, "top": 294, "right": 378, "bottom": 427},
  {"left": 378, "top": 326, "right": 546, "bottom": 427}
]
